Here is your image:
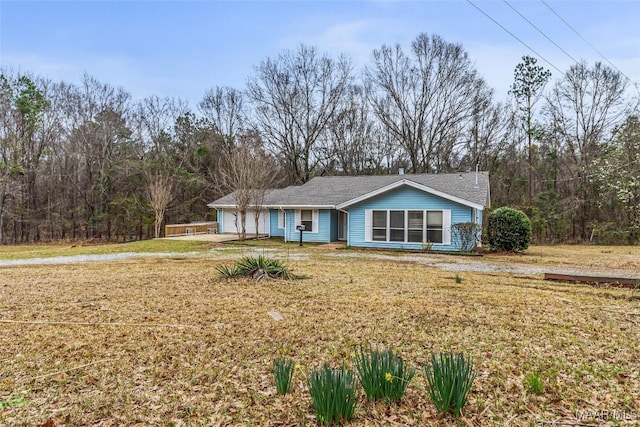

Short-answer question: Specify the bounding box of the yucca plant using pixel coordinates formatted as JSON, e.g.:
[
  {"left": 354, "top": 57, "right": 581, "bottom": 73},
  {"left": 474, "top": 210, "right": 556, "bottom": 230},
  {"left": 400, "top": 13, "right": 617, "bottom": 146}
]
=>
[
  {"left": 217, "top": 256, "right": 298, "bottom": 280},
  {"left": 308, "top": 364, "right": 357, "bottom": 425},
  {"left": 423, "top": 352, "right": 476, "bottom": 417},
  {"left": 215, "top": 264, "right": 242, "bottom": 278},
  {"left": 273, "top": 358, "right": 295, "bottom": 395},
  {"left": 354, "top": 345, "right": 415, "bottom": 404}
]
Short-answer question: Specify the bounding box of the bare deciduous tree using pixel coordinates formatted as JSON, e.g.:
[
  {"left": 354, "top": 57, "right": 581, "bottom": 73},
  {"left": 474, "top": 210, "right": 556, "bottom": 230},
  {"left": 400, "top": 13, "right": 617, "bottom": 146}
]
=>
[
  {"left": 147, "top": 173, "right": 174, "bottom": 238},
  {"left": 545, "top": 61, "right": 636, "bottom": 239},
  {"left": 133, "top": 95, "right": 188, "bottom": 164},
  {"left": 214, "top": 143, "right": 253, "bottom": 240},
  {"left": 365, "top": 33, "right": 493, "bottom": 173},
  {"left": 321, "top": 84, "right": 376, "bottom": 175},
  {"left": 247, "top": 44, "right": 352, "bottom": 184},
  {"left": 244, "top": 134, "right": 281, "bottom": 238},
  {"left": 198, "top": 86, "right": 244, "bottom": 149},
  {"left": 213, "top": 135, "right": 279, "bottom": 240}
]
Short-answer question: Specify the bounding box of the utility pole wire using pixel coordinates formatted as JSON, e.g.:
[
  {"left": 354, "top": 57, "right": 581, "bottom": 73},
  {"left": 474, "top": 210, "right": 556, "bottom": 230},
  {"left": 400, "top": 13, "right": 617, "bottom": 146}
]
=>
[
  {"left": 503, "top": 0, "right": 580, "bottom": 66},
  {"left": 540, "top": 0, "right": 633, "bottom": 82},
  {"left": 466, "top": 0, "right": 564, "bottom": 74}
]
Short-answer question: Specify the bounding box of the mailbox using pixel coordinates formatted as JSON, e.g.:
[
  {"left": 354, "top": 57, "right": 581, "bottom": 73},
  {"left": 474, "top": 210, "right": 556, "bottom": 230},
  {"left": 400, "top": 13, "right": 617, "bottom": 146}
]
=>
[{"left": 296, "top": 224, "right": 305, "bottom": 246}]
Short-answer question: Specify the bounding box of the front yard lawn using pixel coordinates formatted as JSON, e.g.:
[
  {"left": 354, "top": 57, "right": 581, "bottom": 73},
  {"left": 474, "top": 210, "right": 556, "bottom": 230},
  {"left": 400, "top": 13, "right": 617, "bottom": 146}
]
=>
[{"left": 0, "top": 250, "right": 638, "bottom": 425}]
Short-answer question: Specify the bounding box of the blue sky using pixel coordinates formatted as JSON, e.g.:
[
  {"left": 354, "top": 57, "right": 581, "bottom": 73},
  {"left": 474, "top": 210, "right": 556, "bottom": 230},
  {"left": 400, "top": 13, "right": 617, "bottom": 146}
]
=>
[{"left": 1, "top": 1, "right": 638, "bottom": 106}]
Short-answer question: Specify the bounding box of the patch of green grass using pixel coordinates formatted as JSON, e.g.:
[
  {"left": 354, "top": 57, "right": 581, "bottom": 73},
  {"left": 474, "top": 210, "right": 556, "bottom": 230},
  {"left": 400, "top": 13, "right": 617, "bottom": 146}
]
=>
[
  {"left": 226, "top": 238, "right": 287, "bottom": 247},
  {"left": 455, "top": 274, "right": 463, "bottom": 284},
  {"left": 0, "top": 396, "right": 28, "bottom": 409},
  {"left": 524, "top": 371, "right": 544, "bottom": 394},
  {"left": 0, "top": 240, "right": 214, "bottom": 260}
]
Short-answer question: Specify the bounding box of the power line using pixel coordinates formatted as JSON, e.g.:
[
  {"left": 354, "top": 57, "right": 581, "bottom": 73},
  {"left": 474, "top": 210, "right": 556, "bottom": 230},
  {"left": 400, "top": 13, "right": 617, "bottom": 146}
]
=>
[
  {"left": 466, "top": 0, "right": 563, "bottom": 74},
  {"left": 503, "top": 0, "right": 580, "bottom": 66},
  {"left": 539, "top": 0, "right": 633, "bottom": 81}
]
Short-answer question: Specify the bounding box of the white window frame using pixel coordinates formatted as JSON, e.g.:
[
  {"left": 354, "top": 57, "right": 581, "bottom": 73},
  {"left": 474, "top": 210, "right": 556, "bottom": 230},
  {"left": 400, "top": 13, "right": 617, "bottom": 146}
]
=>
[
  {"left": 389, "top": 210, "right": 405, "bottom": 242},
  {"left": 278, "top": 210, "right": 285, "bottom": 229},
  {"left": 407, "top": 210, "right": 424, "bottom": 243},
  {"left": 294, "top": 209, "right": 319, "bottom": 233},
  {"left": 365, "top": 209, "right": 451, "bottom": 245},
  {"left": 426, "top": 210, "right": 444, "bottom": 244},
  {"left": 371, "top": 210, "right": 388, "bottom": 241}
]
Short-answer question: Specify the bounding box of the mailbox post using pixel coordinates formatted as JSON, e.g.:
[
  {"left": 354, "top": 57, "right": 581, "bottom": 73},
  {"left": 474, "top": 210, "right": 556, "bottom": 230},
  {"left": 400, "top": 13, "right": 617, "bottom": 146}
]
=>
[{"left": 296, "top": 224, "right": 305, "bottom": 246}]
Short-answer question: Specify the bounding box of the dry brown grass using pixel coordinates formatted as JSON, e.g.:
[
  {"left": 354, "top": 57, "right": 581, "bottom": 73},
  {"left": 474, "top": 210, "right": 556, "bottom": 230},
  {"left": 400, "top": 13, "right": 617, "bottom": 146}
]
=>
[
  {"left": 1, "top": 253, "right": 638, "bottom": 426},
  {"left": 487, "top": 244, "right": 640, "bottom": 272}
]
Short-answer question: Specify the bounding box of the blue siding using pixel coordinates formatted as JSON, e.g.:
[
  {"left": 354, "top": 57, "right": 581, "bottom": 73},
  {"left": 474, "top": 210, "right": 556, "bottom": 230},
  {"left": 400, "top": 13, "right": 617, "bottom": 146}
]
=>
[
  {"left": 217, "top": 209, "right": 223, "bottom": 233},
  {"left": 269, "top": 209, "right": 284, "bottom": 237},
  {"left": 283, "top": 209, "right": 333, "bottom": 243},
  {"left": 348, "top": 186, "right": 478, "bottom": 251}
]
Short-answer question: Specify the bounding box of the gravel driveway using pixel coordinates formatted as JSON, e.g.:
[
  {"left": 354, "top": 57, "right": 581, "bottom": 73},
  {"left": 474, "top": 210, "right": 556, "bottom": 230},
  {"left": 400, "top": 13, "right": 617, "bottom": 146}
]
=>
[
  {"left": 1, "top": 245, "right": 637, "bottom": 279},
  {"left": 323, "top": 251, "right": 640, "bottom": 279}
]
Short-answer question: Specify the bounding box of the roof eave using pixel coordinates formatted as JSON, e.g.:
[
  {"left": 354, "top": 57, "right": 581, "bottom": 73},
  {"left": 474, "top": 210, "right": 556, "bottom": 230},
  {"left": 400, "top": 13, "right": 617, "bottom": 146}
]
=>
[
  {"left": 273, "top": 205, "right": 335, "bottom": 209},
  {"left": 208, "top": 203, "right": 336, "bottom": 209}
]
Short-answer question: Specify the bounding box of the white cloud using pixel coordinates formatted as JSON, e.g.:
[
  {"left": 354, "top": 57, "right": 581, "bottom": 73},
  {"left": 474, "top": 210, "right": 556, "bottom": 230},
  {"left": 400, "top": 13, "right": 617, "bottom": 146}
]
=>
[
  {"left": 0, "top": 53, "right": 78, "bottom": 80},
  {"left": 1, "top": 51, "right": 177, "bottom": 102}
]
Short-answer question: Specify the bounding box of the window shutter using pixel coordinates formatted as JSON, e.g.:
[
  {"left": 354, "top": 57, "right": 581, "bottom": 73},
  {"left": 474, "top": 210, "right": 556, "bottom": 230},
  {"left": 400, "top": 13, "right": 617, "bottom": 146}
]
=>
[
  {"left": 443, "top": 209, "right": 452, "bottom": 245},
  {"left": 295, "top": 210, "right": 301, "bottom": 226},
  {"left": 364, "top": 210, "right": 372, "bottom": 241},
  {"left": 312, "top": 210, "right": 319, "bottom": 233}
]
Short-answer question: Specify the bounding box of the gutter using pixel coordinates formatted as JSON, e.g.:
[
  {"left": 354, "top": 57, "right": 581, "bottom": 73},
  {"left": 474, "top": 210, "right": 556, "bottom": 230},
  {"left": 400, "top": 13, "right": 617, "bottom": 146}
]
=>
[{"left": 279, "top": 207, "right": 287, "bottom": 243}]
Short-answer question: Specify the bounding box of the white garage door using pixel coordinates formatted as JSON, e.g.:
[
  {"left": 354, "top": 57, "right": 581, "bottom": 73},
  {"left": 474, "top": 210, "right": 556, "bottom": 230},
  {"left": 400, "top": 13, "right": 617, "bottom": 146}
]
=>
[{"left": 222, "top": 209, "right": 270, "bottom": 235}]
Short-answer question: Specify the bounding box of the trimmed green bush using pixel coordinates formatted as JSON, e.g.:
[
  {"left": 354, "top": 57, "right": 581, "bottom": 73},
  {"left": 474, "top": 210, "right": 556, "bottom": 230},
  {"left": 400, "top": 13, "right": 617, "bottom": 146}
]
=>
[
  {"left": 354, "top": 345, "right": 416, "bottom": 404},
  {"left": 487, "top": 207, "right": 532, "bottom": 252},
  {"left": 308, "top": 364, "right": 357, "bottom": 425}
]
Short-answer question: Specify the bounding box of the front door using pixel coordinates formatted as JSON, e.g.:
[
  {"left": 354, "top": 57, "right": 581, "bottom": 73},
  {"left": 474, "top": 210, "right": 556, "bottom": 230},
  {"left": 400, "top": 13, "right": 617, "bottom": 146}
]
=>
[{"left": 338, "top": 211, "right": 348, "bottom": 241}]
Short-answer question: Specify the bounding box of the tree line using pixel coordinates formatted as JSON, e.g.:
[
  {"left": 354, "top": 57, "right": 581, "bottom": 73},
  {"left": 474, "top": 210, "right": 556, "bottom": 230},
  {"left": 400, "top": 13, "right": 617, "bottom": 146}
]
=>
[{"left": 1, "top": 33, "right": 638, "bottom": 244}]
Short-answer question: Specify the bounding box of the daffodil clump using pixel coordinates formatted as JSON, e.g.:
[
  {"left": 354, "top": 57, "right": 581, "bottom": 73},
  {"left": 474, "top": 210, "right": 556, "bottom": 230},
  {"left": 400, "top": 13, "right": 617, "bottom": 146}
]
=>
[
  {"left": 423, "top": 352, "right": 476, "bottom": 417},
  {"left": 354, "top": 345, "right": 416, "bottom": 404},
  {"left": 273, "top": 358, "right": 296, "bottom": 395},
  {"left": 308, "top": 364, "right": 357, "bottom": 425}
]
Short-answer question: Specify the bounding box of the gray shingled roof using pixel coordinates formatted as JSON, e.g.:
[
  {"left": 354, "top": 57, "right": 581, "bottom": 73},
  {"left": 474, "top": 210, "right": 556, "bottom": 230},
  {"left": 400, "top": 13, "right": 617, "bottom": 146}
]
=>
[{"left": 208, "top": 172, "right": 490, "bottom": 208}]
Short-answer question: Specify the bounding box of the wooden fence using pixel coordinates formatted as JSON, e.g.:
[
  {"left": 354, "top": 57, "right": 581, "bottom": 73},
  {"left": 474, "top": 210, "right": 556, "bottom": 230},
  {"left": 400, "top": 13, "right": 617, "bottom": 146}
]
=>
[{"left": 164, "top": 222, "right": 218, "bottom": 237}]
